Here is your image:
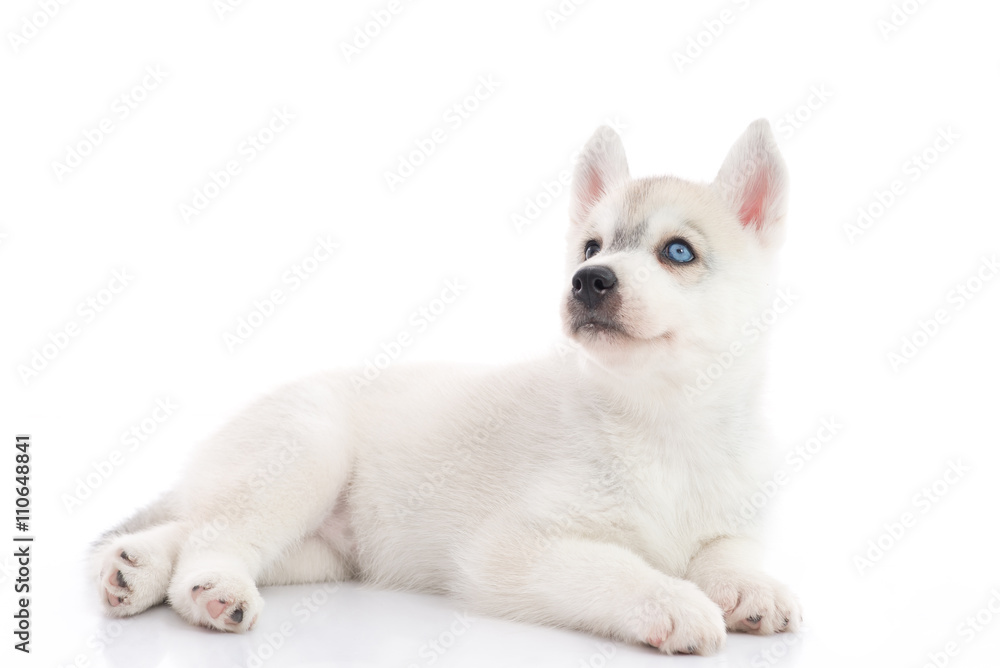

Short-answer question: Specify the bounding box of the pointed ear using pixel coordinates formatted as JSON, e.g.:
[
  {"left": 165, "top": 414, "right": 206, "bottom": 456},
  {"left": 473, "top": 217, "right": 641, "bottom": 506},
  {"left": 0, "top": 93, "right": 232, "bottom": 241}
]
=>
[
  {"left": 571, "top": 126, "right": 630, "bottom": 225},
  {"left": 712, "top": 119, "right": 788, "bottom": 249}
]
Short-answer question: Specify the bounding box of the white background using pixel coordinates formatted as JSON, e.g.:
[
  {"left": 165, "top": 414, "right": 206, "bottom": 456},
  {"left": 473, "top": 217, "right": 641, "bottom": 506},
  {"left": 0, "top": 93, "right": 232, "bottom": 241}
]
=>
[{"left": 2, "top": 0, "right": 999, "bottom": 666}]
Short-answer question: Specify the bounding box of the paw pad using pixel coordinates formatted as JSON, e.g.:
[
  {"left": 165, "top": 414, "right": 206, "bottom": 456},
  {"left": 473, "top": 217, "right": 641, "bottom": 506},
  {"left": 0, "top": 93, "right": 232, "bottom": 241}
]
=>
[{"left": 186, "top": 580, "right": 260, "bottom": 631}]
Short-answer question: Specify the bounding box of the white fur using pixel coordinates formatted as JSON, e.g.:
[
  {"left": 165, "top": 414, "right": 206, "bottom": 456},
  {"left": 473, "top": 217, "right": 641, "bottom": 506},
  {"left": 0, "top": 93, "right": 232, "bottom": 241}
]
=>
[{"left": 93, "top": 121, "right": 801, "bottom": 654}]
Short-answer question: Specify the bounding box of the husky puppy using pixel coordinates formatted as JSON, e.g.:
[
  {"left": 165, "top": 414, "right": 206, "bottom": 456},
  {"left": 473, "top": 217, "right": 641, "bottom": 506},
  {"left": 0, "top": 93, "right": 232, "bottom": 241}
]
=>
[{"left": 94, "top": 120, "right": 801, "bottom": 655}]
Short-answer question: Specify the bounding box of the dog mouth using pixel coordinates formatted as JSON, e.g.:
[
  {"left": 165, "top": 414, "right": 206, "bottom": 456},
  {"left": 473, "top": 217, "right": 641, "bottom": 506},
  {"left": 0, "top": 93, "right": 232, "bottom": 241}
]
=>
[{"left": 571, "top": 314, "right": 630, "bottom": 339}]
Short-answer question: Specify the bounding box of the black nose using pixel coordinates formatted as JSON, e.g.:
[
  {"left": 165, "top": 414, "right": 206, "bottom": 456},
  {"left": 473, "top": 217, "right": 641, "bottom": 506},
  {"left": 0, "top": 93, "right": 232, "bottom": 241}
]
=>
[{"left": 572, "top": 265, "right": 618, "bottom": 309}]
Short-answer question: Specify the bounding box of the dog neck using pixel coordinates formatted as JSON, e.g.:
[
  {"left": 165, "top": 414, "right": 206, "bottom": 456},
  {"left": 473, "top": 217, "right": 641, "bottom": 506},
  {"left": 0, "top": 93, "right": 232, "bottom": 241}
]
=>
[{"left": 568, "top": 337, "right": 769, "bottom": 422}]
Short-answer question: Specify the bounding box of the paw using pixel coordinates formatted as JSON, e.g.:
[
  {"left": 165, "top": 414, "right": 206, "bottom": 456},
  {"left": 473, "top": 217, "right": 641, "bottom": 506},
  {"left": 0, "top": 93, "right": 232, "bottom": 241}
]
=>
[
  {"left": 639, "top": 580, "right": 726, "bottom": 655},
  {"left": 171, "top": 573, "right": 262, "bottom": 632},
  {"left": 700, "top": 571, "right": 802, "bottom": 635},
  {"left": 96, "top": 542, "right": 171, "bottom": 617}
]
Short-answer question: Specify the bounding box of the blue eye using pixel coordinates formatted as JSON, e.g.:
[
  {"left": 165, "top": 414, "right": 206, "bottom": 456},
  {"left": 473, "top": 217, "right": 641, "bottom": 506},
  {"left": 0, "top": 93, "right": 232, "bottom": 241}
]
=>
[{"left": 664, "top": 240, "right": 695, "bottom": 263}]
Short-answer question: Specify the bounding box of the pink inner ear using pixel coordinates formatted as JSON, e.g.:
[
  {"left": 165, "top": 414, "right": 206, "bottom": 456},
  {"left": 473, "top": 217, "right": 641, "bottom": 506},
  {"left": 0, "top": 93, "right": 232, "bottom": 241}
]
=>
[
  {"left": 738, "top": 168, "right": 771, "bottom": 231},
  {"left": 580, "top": 166, "right": 606, "bottom": 212}
]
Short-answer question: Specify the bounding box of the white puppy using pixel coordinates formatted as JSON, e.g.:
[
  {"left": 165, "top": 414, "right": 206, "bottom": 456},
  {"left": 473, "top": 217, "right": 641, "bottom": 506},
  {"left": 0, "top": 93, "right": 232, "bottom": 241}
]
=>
[{"left": 94, "top": 120, "right": 801, "bottom": 655}]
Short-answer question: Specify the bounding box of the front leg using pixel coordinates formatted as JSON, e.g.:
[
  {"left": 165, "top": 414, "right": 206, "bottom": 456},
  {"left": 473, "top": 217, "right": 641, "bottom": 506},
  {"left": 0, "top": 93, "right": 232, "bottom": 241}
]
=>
[
  {"left": 458, "top": 535, "right": 726, "bottom": 655},
  {"left": 685, "top": 535, "right": 802, "bottom": 635}
]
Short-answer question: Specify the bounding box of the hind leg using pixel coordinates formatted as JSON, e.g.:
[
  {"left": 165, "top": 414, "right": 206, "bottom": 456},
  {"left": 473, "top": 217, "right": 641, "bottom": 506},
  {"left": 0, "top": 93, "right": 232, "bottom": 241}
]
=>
[
  {"left": 165, "top": 383, "right": 353, "bottom": 632},
  {"left": 166, "top": 483, "right": 348, "bottom": 632},
  {"left": 171, "top": 534, "right": 352, "bottom": 632},
  {"left": 95, "top": 522, "right": 184, "bottom": 616},
  {"left": 168, "top": 520, "right": 351, "bottom": 631}
]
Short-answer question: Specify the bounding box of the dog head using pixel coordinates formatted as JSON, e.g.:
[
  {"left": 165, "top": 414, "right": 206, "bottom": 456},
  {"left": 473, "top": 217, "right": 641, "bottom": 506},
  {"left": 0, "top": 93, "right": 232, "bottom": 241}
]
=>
[{"left": 561, "top": 120, "right": 788, "bottom": 374}]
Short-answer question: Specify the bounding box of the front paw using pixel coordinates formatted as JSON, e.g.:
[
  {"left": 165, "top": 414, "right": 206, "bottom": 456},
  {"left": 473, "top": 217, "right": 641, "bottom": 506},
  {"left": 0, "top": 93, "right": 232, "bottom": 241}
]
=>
[
  {"left": 638, "top": 579, "right": 727, "bottom": 655},
  {"left": 700, "top": 571, "right": 801, "bottom": 635}
]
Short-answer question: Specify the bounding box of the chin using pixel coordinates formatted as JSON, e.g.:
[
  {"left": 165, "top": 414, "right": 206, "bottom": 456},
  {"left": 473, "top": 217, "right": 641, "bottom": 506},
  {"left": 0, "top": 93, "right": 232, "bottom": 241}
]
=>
[
  {"left": 575, "top": 321, "right": 630, "bottom": 341},
  {"left": 565, "top": 323, "right": 654, "bottom": 368},
  {"left": 561, "top": 301, "right": 674, "bottom": 367}
]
